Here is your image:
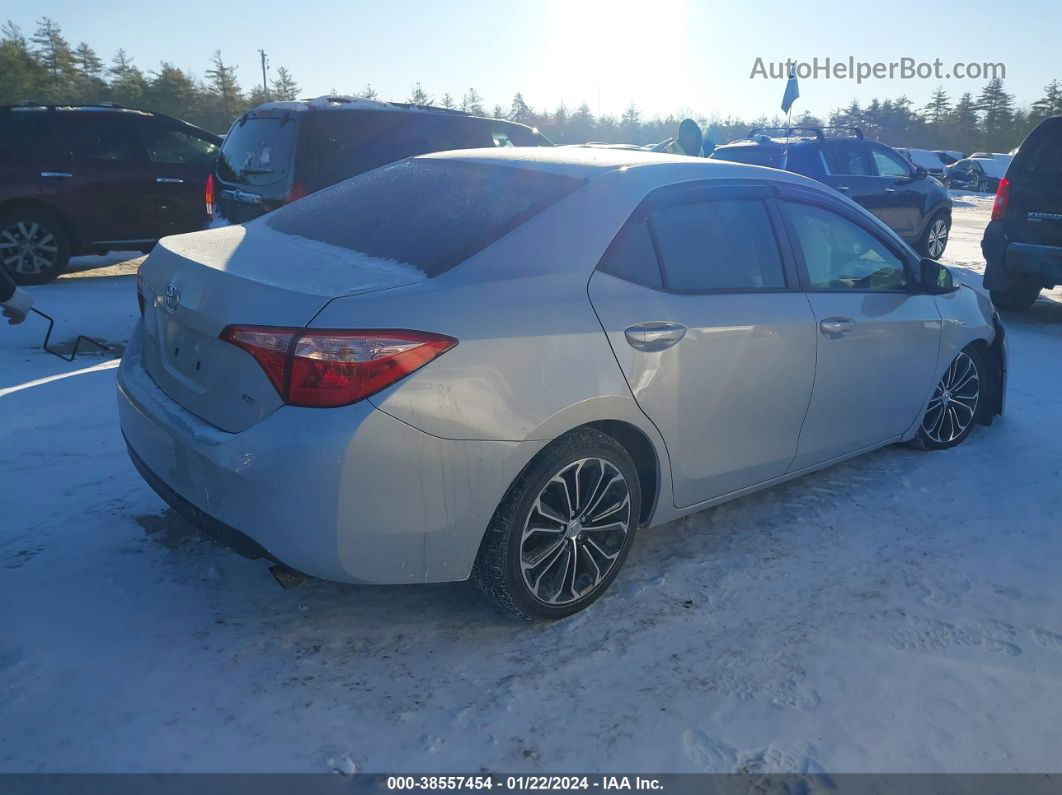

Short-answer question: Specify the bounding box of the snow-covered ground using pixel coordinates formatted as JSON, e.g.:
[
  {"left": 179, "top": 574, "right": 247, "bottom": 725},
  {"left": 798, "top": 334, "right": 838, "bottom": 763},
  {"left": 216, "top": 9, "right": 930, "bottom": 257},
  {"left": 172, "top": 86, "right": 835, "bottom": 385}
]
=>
[{"left": 3, "top": 199, "right": 1062, "bottom": 774}]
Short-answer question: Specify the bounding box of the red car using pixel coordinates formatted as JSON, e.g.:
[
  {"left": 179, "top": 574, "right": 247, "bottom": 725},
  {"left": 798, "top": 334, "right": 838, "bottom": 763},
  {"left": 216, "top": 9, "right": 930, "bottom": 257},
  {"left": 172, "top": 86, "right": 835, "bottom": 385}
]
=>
[{"left": 0, "top": 104, "right": 221, "bottom": 283}]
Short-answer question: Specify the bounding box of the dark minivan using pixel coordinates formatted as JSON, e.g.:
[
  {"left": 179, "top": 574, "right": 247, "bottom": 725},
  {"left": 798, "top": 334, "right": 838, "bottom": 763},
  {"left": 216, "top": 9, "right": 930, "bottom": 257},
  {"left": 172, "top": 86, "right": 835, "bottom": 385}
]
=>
[
  {"left": 211, "top": 96, "right": 553, "bottom": 224},
  {"left": 711, "top": 127, "right": 953, "bottom": 259},
  {"left": 982, "top": 116, "right": 1062, "bottom": 310},
  {"left": 0, "top": 104, "right": 220, "bottom": 283}
]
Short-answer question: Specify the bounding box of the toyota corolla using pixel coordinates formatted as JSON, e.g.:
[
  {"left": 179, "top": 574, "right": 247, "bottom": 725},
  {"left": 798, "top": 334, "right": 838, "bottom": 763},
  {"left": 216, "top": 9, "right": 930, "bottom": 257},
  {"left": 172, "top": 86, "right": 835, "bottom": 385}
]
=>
[{"left": 118, "top": 148, "right": 1006, "bottom": 620}]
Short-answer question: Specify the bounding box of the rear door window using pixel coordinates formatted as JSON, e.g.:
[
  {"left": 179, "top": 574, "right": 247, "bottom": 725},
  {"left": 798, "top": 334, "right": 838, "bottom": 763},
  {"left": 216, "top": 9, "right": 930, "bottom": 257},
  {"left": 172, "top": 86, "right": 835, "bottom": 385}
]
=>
[
  {"left": 711, "top": 147, "right": 783, "bottom": 168},
  {"left": 650, "top": 199, "right": 786, "bottom": 291},
  {"left": 143, "top": 123, "right": 219, "bottom": 166},
  {"left": 869, "top": 145, "right": 912, "bottom": 177},
  {"left": 824, "top": 142, "right": 870, "bottom": 175},
  {"left": 217, "top": 116, "right": 296, "bottom": 186},
  {"left": 265, "top": 158, "right": 584, "bottom": 276},
  {"left": 598, "top": 220, "right": 662, "bottom": 288}
]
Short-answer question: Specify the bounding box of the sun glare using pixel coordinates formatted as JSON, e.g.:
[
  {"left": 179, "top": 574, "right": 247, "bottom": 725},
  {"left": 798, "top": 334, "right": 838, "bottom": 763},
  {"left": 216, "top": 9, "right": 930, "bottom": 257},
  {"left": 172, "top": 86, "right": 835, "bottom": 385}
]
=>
[{"left": 528, "top": 0, "right": 690, "bottom": 118}]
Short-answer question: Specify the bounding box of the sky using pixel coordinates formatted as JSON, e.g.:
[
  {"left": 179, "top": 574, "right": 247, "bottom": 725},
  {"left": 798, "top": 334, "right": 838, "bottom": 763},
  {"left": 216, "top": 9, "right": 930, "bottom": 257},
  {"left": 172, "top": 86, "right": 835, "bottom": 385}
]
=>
[{"left": 8, "top": 0, "right": 1061, "bottom": 122}]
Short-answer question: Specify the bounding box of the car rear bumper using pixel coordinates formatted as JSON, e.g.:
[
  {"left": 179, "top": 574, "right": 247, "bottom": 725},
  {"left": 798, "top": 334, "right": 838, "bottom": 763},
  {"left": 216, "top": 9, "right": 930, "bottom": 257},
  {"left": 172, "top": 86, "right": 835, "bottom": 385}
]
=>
[
  {"left": 982, "top": 220, "right": 1062, "bottom": 289},
  {"left": 118, "top": 322, "right": 535, "bottom": 584}
]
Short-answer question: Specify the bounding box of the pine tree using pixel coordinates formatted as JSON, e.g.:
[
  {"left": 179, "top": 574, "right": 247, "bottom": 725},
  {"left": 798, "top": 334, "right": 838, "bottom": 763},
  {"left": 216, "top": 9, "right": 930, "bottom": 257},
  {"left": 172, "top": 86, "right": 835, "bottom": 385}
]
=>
[
  {"left": 408, "top": 82, "right": 431, "bottom": 105},
  {"left": 1031, "top": 80, "right": 1062, "bottom": 122},
  {"left": 568, "top": 102, "right": 595, "bottom": 143},
  {"left": 269, "top": 66, "right": 299, "bottom": 101},
  {"left": 440, "top": 92, "right": 455, "bottom": 109},
  {"left": 491, "top": 104, "right": 505, "bottom": 119},
  {"left": 976, "top": 78, "right": 1015, "bottom": 151},
  {"left": 620, "top": 102, "right": 640, "bottom": 140},
  {"left": 72, "top": 42, "right": 105, "bottom": 102},
  {"left": 108, "top": 48, "right": 146, "bottom": 107},
  {"left": 461, "top": 87, "right": 484, "bottom": 115},
  {"left": 0, "top": 22, "right": 47, "bottom": 104},
  {"left": 204, "top": 50, "right": 242, "bottom": 129},
  {"left": 30, "top": 17, "right": 76, "bottom": 101},
  {"left": 509, "top": 92, "right": 531, "bottom": 122},
  {"left": 361, "top": 82, "right": 378, "bottom": 100},
  {"left": 949, "top": 92, "right": 980, "bottom": 154},
  {"left": 925, "top": 86, "right": 951, "bottom": 126}
]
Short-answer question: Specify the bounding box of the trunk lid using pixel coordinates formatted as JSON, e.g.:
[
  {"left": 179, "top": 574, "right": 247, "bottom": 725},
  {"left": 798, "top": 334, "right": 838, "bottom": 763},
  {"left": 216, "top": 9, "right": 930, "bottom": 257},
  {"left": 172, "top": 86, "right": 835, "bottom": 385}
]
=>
[
  {"left": 139, "top": 222, "right": 426, "bottom": 432},
  {"left": 214, "top": 113, "right": 299, "bottom": 223}
]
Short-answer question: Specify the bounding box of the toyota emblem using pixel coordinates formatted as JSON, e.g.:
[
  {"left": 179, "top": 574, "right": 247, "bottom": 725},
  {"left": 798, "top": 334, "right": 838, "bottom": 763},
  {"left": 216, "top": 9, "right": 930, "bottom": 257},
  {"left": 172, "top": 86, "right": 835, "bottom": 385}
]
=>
[{"left": 164, "top": 283, "right": 180, "bottom": 313}]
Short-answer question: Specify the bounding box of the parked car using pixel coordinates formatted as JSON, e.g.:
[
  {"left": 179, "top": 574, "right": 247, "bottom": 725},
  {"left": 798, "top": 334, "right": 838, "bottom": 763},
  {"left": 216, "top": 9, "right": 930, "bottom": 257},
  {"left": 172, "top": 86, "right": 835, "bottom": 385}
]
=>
[
  {"left": 120, "top": 148, "right": 1006, "bottom": 620},
  {"left": 710, "top": 127, "right": 953, "bottom": 259},
  {"left": 0, "top": 103, "right": 221, "bottom": 284},
  {"left": 895, "top": 147, "right": 947, "bottom": 180},
  {"left": 946, "top": 156, "right": 1011, "bottom": 193},
  {"left": 934, "top": 150, "right": 964, "bottom": 166},
  {"left": 982, "top": 116, "right": 1062, "bottom": 310},
  {"left": 211, "top": 95, "right": 552, "bottom": 225}
]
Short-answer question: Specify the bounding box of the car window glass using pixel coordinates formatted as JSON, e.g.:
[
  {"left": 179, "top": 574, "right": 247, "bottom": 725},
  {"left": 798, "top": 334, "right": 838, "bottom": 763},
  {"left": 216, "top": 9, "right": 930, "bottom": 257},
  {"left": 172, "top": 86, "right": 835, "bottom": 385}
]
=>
[
  {"left": 1015, "top": 124, "right": 1062, "bottom": 177},
  {"left": 650, "top": 199, "right": 785, "bottom": 291},
  {"left": 217, "top": 116, "right": 296, "bottom": 186},
  {"left": 786, "top": 202, "right": 906, "bottom": 290},
  {"left": 48, "top": 114, "right": 140, "bottom": 161},
  {"left": 824, "top": 142, "right": 870, "bottom": 175},
  {"left": 301, "top": 112, "right": 408, "bottom": 191},
  {"left": 598, "top": 220, "right": 662, "bottom": 288},
  {"left": 144, "top": 125, "right": 219, "bottom": 165},
  {"left": 709, "top": 147, "right": 783, "bottom": 168},
  {"left": 870, "top": 146, "right": 911, "bottom": 177},
  {"left": 266, "top": 159, "right": 584, "bottom": 277}
]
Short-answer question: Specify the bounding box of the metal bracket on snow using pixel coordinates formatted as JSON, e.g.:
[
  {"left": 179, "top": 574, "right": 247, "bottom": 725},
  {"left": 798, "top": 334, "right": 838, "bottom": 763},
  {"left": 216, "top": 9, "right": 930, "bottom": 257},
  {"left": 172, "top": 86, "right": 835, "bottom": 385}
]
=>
[{"left": 30, "top": 307, "right": 112, "bottom": 362}]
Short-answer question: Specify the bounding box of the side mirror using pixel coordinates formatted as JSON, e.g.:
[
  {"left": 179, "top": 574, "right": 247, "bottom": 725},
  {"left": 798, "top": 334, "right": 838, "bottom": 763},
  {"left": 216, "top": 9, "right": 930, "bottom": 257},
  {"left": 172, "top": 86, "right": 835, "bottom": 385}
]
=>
[
  {"left": 920, "top": 257, "right": 956, "bottom": 294},
  {"left": 913, "top": 165, "right": 928, "bottom": 180}
]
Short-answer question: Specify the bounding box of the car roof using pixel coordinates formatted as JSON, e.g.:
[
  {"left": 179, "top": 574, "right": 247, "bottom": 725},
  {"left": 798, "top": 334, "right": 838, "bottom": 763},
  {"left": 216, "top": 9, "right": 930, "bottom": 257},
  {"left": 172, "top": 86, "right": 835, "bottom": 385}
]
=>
[
  {"left": 420, "top": 145, "right": 831, "bottom": 189},
  {"left": 247, "top": 95, "right": 534, "bottom": 128}
]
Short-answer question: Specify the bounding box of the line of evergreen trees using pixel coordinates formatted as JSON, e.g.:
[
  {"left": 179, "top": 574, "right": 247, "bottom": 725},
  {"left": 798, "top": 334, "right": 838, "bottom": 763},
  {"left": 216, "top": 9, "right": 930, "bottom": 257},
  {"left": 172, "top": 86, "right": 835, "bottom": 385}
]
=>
[{"left": 3, "top": 17, "right": 1061, "bottom": 151}]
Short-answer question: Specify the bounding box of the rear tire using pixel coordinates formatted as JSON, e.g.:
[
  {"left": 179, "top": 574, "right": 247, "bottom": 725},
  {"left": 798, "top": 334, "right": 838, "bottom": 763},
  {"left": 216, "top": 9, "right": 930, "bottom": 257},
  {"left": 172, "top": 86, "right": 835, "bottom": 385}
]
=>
[
  {"left": 991, "top": 274, "right": 1041, "bottom": 311},
  {"left": 473, "top": 428, "right": 641, "bottom": 621},
  {"left": 0, "top": 208, "right": 71, "bottom": 284},
  {"left": 919, "top": 213, "right": 950, "bottom": 259}
]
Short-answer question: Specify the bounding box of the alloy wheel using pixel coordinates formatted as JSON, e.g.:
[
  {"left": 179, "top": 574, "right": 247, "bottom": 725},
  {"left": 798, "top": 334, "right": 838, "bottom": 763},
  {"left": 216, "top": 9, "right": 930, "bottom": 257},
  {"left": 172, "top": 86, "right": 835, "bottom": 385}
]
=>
[
  {"left": 0, "top": 221, "right": 59, "bottom": 275},
  {"left": 922, "top": 352, "right": 980, "bottom": 445},
  {"left": 519, "top": 457, "right": 632, "bottom": 606},
  {"left": 927, "top": 219, "right": 949, "bottom": 259}
]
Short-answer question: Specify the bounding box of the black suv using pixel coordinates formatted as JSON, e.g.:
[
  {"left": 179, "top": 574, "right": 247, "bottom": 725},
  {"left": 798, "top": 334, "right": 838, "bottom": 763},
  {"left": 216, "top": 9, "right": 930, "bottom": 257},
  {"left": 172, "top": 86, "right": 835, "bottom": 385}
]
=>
[
  {"left": 0, "top": 104, "right": 221, "bottom": 283},
  {"left": 711, "top": 127, "right": 953, "bottom": 259},
  {"left": 212, "top": 96, "right": 553, "bottom": 224},
  {"left": 982, "top": 116, "right": 1062, "bottom": 310}
]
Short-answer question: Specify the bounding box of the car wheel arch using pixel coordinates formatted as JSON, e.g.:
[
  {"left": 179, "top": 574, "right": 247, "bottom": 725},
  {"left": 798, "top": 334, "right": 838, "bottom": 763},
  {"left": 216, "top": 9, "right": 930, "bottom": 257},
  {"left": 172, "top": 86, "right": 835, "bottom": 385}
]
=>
[{"left": 0, "top": 197, "right": 83, "bottom": 254}]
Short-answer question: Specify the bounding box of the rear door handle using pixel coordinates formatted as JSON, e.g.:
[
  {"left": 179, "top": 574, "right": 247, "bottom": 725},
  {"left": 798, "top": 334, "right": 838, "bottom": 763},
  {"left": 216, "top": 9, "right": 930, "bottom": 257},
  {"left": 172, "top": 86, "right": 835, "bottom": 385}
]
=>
[
  {"left": 41, "top": 171, "right": 72, "bottom": 178},
  {"left": 624, "top": 322, "right": 687, "bottom": 352},
  {"left": 819, "top": 316, "right": 856, "bottom": 338},
  {"left": 835, "top": 184, "right": 850, "bottom": 193},
  {"left": 155, "top": 177, "right": 185, "bottom": 184}
]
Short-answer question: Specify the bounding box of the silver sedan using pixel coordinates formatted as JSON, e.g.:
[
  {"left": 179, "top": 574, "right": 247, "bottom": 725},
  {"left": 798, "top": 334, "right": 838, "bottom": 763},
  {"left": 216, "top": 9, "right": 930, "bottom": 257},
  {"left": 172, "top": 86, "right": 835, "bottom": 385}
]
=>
[{"left": 118, "top": 148, "right": 1006, "bottom": 620}]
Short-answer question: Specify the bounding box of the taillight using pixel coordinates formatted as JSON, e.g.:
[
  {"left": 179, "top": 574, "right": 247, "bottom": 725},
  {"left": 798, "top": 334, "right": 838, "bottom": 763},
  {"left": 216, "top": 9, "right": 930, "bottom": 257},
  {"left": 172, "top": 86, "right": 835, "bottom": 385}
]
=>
[
  {"left": 205, "top": 173, "right": 215, "bottom": 219},
  {"left": 991, "top": 176, "right": 1011, "bottom": 221},
  {"left": 219, "top": 326, "right": 457, "bottom": 408},
  {"left": 285, "top": 182, "right": 306, "bottom": 204}
]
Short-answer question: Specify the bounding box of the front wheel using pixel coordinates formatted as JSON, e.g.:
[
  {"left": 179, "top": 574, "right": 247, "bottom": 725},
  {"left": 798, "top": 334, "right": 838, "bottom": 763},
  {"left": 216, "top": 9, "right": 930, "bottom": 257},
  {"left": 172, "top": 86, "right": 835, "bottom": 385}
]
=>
[
  {"left": 919, "top": 213, "right": 950, "bottom": 259},
  {"left": 916, "top": 346, "right": 985, "bottom": 450},
  {"left": 473, "top": 428, "right": 641, "bottom": 620}
]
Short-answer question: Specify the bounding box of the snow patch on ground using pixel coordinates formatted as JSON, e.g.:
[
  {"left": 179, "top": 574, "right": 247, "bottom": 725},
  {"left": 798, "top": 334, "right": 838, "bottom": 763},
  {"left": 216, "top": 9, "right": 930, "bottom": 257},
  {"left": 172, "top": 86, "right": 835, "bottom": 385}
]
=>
[{"left": 3, "top": 203, "right": 1062, "bottom": 773}]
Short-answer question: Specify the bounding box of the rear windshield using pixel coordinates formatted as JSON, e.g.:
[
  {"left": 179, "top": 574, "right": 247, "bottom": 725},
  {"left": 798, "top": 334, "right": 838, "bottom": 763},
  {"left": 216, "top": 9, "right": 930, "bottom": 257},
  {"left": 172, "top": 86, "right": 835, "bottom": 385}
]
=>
[
  {"left": 217, "top": 116, "right": 296, "bottom": 186},
  {"left": 1014, "top": 123, "right": 1062, "bottom": 178},
  {"left": 265, "top": 158, "right": 584, "bottom": 277},
  {"left": 711, "top": 147, "right": 783, "bottom": 168}
]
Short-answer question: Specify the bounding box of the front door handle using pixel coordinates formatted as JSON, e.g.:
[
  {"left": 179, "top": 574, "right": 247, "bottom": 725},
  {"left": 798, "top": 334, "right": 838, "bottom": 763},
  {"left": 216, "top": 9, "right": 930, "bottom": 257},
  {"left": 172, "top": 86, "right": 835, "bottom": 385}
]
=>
[
  {"left": 624, "top": 322, "right": 687, "bottom": 352},
  {"left": 835, "top": 184, "right": 850, "bottom": 193},
  {"left": 819, "top": 316, "right": 856, "bottom": 338},
  {"left": 155, "top": 176, "right": 185, "bottom": 184},
  {"left": 41, "top": 171, "right": 73, "bottom": 178}
]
